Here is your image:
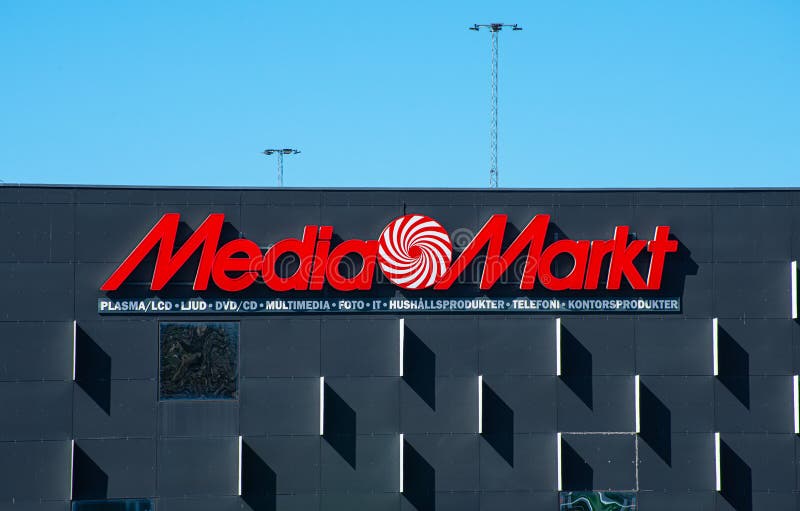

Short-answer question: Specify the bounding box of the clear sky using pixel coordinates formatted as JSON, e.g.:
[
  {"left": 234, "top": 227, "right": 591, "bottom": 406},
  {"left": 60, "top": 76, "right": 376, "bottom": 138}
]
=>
[{"left": 1, "top": 1, "right": 798, "bottom": 188}]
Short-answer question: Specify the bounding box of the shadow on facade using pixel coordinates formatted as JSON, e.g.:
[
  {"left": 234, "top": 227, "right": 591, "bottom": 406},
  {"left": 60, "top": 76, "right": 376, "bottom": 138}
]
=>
[
  {"left": 560, "top": 327, "right": 593, "bottom": 410},
  {"left": 403, "top": 326, "right": 436, "bottom": 410},
  {"left": 717, "top": 325, "right": 750, "bottom": 409},
  {"left": 72, "top": 444, "right": 108, "bottom": 500},
  {"left": 639, "top": 381, "right": 671, "bottom": 466},
  {"left": 323, "top": 382, "right": 357, "bottom": 469},
  {"left": 75, "top": 325, "right": 112, "bottom": 415},
  {"left": 403, "top": 440, "right": 435, "bottom": 511},
  {"left": 561, "top": 437, "right": 593, "bottom": 490},
  {"left": 481, "top": 379, "right": 514, "bottom": 466},
  {"left": 241, "top": 441, "right": 277, "bottom": 511},
  {"left": 720, "top": 440, "right": 752, "bottom": 511}
]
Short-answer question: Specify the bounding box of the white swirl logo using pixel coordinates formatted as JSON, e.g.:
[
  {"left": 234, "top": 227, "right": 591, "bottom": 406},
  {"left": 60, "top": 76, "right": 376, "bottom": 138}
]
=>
[{"left": 377, "top": 214, "right": 453, "bottom": 289}]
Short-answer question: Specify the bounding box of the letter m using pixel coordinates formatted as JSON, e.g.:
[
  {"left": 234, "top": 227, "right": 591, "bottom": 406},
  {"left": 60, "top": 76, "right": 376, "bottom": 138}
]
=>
[
  {"left": 100, "top": 213, "right": 225, "bottom": 291},
  {"left": 434, "top": 214, "right": 550, "bottom": 290}
]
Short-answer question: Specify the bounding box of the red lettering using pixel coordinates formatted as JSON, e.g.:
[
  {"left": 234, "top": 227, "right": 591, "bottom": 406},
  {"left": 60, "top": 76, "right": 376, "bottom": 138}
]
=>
[
  {"left": 325, "top": 240, "right": 378, "bottom": 291},
  {"left": 538, "top": 240, "right": 591, "bottom": 291},
  {"left": 606, "top": 227, "right": 648, "bottom": 290},
  {"left": 646, "top": 226, "right": 678, "bottom": 289},
  {"left": 100, "top": 213, "right": 224, "bottom": 291},
  {"left": 101, "top": 213, "right": 676, "bottom": 293},
  {"left": 262, "top": 226, "right": 318, "bottom": 291},
  {"left": 212, "top": 239, "right": 263, "bottom": 292},
  {"left": 434, "top": 214, "right": 550, "bottom": 290}
]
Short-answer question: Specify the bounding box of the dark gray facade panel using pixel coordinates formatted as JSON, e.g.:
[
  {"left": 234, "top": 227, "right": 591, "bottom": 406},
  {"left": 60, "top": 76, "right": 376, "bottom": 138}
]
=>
[
  {"left": 156, "top": 496, "right": 244, "bottom": 511},
  {"left": 320, "top": 434, "right": 398, "bottom": 492},
  {"left": 241, "top": 204, "right": 322, "bottom": 242},
  {"left": 404, "top": 317, "right": 479, "bottom": 376},
  {"left": 561, "top": 434, "right": 637, "bottom": 490},
  {"left": 240, "top": 318, "right": 320, "bottom": 378},
  {"left": 158, "top": 400, "right": 239, "bottom": 438},
  {"left": 0, "top": 502, "right": 69, "bottom": 511},
  {"left": 74, "top": 379, "right": 157, "bottom": 439},
  {"left": 0, "top": 185, "right": 74, "bottom": 204},
  {"left": 553, "top": 205, "right": 634, "bottom": 242},
  {"left": 637, "top": 433, "right": 716, "bottom": 490},
  {"left": 75, "top": 438, "right": 157, "bottom": 498},
  {"left": 0, "top": 263, "right": 74, "bottom": 321},
  {"left": 712, "top": 205, "right": 793, "bottom": 262},
  {"left": 319, "top": 204, "right": 405, "bottom": 240},
  {"left": 0, "top": 440, "right": 70, "bottom": 501},
  {"left": 480, "top": 375, "right": 557, "bottom": 433},
  {"left": 638, "top": 376, "right": 715, "bottom": 433},
  {"left": 714, "top": 376, "right": 794, "bottom": 433},
  {"left": 321, "top": 318, "right": 399, "bottom": 377},
  {"left": 560, "top": 317, "right": 635, "bottom": 375},
  {"left": 400, "top": 377, "right": 478, "bottom": 435},
  {"left": 157, "top": 437, "right": 238, "bottom": 497},
  {"left": 322, "top": 493, "right": 400, "bottom": 511},
  {"left": 674, "top": 262, "right": 714, "bottom": 318},
  {"left": 636, "top": 490, "right": 716, "bottom": 511},
  {"left": 715, "top": 318, "right": 794, "bottom": 375},
  {"left": 325, "top": 377, "right": 399, "bottom": 434},
  {"left": 239, "top": 378, "right": 319, "bottom": 436},
  {"left": 241, "top": 436, "right": 320, "bottom": 493},
  {"left": 427, "top": 492, "right": 480, "bottom": 511},
  {"left": 556, "top": 375, "right": 636, "bottom": 433},
  {"left": 636, "top": 318, "right": 713, "bottom": 375},
  {"left": 0, "top": 203, "right": 74, "bottom": 263},
  {"left": 477, "top": 317, "right": 556, "bottom": 376},
  {"left": 478, "top": 491, "right": 558, "bottom": 511},
  {"left": 0, "top": 381, "right": 72, "bottom": 441},
  {"left": 713, "top": 262, "right": 791, "bottom": 318},
  {"left": 76, "top": 320, "right": 158, "bottom": 380},
  {"left": 0, "top": 322, "right": 72, "bottom": 381},
  {"left": 403, "top": 434, "right": 479, "bottom": 492},
  {"left": 478, "top": 434, "right": 557, "bottom": 491},
  {"left": 720, "top": 433, "right": 796, "bottom": 491},
  {"left": 274, "top": 493, "right": 321, "bottom": 511}
]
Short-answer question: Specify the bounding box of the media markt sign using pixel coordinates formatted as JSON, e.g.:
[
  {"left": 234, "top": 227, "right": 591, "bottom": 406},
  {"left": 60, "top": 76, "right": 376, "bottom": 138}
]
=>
[{"left": 98, "top": 213, "right": 682, "bottom": 315}]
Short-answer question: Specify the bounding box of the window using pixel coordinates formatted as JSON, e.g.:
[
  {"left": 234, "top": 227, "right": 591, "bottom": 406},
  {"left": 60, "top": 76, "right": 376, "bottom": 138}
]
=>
[
  {"left": 559, "top": 492, "right": 637, "bottom": 510},
  {"left": 72, "top": 500, "right": 152, "bottom": 511},
  {"left": 159, "top": 322, "right": 239, "bottom": 400}
]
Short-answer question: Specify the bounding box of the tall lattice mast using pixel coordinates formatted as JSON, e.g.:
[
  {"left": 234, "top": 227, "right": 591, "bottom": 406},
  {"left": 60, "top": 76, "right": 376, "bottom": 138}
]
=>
[{"left": 470, "top": 23, "right": 522, "bottom": 188}]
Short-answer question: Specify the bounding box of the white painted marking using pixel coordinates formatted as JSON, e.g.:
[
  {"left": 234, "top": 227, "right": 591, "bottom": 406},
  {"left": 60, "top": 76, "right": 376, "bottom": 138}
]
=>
[
  {"left": 238, "top": 435, "right": 243, "bottom": 496},
  {"left": 69, "top": 439, "right": 75, "bottom": 500},
  {"left": 715, "top": 432, "right": 721, "bottom": 492},
  {"left": 399, "top": 318, "right": 405, "bottom": 377},
  {"left": 399, "top": 433, "right": 404, "bottom": 493},
  {"left": 556, "top": 317, "right": 562, "bottom": 376},
  {"left": 635, "top": 375, "right": 641, "bottom": 434},
  {"left": 557, "top": 432, "right": 562, "bottom": 491},
  {"left": 712, "top": 318, "right": 719, "bottom": 377},
  {"left": 792, "top": 261, "right": 797, "bottom": 319},
  {"left": 478, "top": 375, "right": 483, "bottom": 434},
  {"left": 794, "top": 375, "right": 799, "bottom": 435},
  {"left": 72, "top": 320, "right": 77, "bottom": 382},
  {"left": 319, "top": 376, "right": 325, "bottom": 436}
]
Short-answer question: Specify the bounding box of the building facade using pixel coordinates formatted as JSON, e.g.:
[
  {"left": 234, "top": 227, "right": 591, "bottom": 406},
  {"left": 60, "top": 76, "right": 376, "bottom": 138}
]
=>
[{"left": 1, "top": 185, "right": 799, "bottom": 511}]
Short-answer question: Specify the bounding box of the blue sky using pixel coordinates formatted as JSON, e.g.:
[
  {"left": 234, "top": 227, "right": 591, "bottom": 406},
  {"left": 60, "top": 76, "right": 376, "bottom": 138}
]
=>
[{"left": 1, "top": 1, "right": 798, "bottom": 188}]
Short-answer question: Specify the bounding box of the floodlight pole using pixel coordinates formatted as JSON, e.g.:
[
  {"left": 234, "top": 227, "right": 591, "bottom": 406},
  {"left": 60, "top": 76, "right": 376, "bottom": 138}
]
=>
[
  {"left": 470, "top": 23, "right": 522, "bottom": 188},
  {"left": 263, "top": 148, "right": 301, "bottom": 187}
]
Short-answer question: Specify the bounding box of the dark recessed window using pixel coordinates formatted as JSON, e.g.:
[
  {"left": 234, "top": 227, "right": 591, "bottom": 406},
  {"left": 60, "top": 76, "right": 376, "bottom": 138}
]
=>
[
  {"left": 72, "top": 500, "right": 152, "bottom": 511},
  {"left": 159, "top": 322, "right": 239, "bottom": 400}
]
